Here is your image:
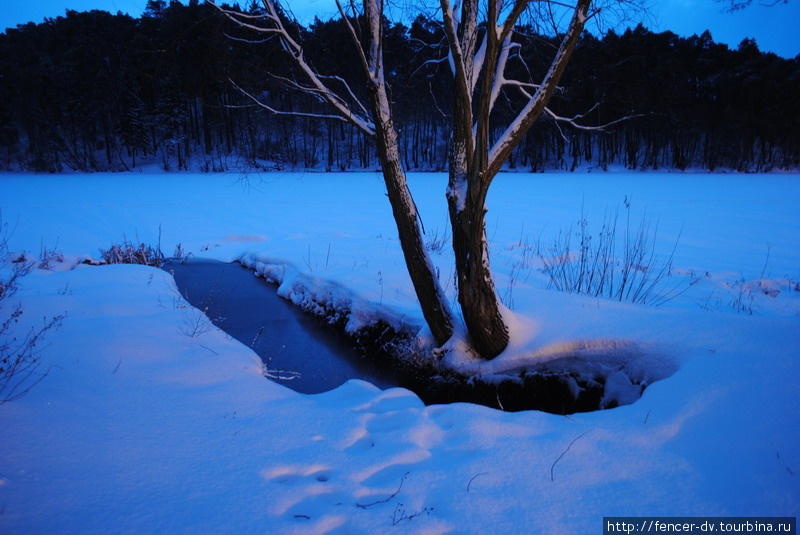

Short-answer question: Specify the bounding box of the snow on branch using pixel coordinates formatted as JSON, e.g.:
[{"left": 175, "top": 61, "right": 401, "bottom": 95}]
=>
[
  {"left": 222, "top": 32, "right": 273, "bottom": 44},
  {"left": 318, "top": 74, "right": 371, "bottom": 118},
  {"left": 504, "top": 79, "right": 541, "bottom": 93},
  {"left": 497, "top": 0, "right": 530, "bottom": 42},
  {"left": 471, "top": 34, "right": 488, "bottom": 93},
  {"left": 333, "top": 0, "right": 371, "bottom": 76},
  {"left": 487, "top": 0, "right": 591, "bottom": 178},
  {"left": 411, "top": 56, "right": 450, "bottom": 78},
  {"left": 545, "top": 104, "right": 643, "bottom": 137},
  {"left": 364, "top": 0, "right": 386, "bottom": 82},
  {"left": 440, "top": 0, "right": 476, "bottom": 156},
  {"left": 226, "top": 79, "right": 361, "bottom": 125},
  {"left": 439, "top": 0, "right": 472, "bottom": 93},
  {"left": 207, "top": 0, "right": 376, "bottom": 137},
  {"left": 207, "top": 3, "right": 283, "bottom": 35},
  {"left": 485, "top": 34, "right": 517, "bottom": 117}
]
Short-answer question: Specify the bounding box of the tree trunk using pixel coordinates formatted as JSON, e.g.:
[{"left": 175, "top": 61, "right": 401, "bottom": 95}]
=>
[
  {"left": 369, "top": 83, "right": 454, "bottom": 346},
  {"left": 446, "top": 103, "right": 509, "bottom": 359},
  {"left": 439, "top": 0, "right": 591, "bottom": 359},
  {"left": 447, "top": 178, "right": 509, "bottom": 358}
]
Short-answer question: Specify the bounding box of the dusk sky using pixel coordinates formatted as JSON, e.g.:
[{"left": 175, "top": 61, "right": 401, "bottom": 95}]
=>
[{"left": 1, "top": 0, "right": 797, "bottom": 58}]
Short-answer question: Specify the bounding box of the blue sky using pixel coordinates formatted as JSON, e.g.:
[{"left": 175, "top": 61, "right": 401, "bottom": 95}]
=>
[{"left": 1, "top": 0, "right": 797, "bottom": 58}]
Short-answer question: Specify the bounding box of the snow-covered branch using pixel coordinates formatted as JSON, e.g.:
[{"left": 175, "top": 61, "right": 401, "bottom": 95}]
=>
[
  {"left": 207, "top": 0, "right": 376, "bottom": 137},
  {"left": 487, "top": 0, "right": 591, "bottom": 178},
  {"left": 470, "top": 35, "right": 487, "bottom": 92},
  {"left": 486, "top": 34, "right": 517, "bottom": 117},
  {"left": 497, "top": 0, "right": 529, "bottom": 43},
  {"left": 207, "top": 3, "right": 283, "bottom": 35},
  {"left": 505, "top": 78, "right": 541, "bottom": 94},
  {"left": 319, "top": 74, "right": 371, "bottom": 118},
  {"left": 545, "top": 105, "right": 644, "bottom": 138},
  {"left": 223, "top": 31, "right": 273, "bottom": 44},
  {"left": 411, "top": 56, "right": 450, "bottom": 78},
  {"left": 440, "top": 0, "right": 476, "bottom": 155},
  {"left": 472, "top": 0, "right": 502, "bottom": 165},
  {"left": 269, "top": 72, "right": 366, "bottom": 117},
  {"left": 334, "top": 0, "right": 371, "bottom": 76},
  {"left": 439, "top": 0, "right": 471, "bottom": 94},
  {"left": 227, "top": 79, "right": 365, "bottom": 125},
  {"left": 364, "top": 0, "right": 384, "bottom": 81}
]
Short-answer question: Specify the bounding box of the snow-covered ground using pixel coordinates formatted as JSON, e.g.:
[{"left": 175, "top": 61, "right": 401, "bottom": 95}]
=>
[{"left": 1, "top": 171, "right": 798, "bottom": 534}]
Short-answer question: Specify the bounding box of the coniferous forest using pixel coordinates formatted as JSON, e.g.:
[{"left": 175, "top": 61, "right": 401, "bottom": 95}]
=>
[{"left": 1, "top": 0, "right": 798, "bottom": 173}]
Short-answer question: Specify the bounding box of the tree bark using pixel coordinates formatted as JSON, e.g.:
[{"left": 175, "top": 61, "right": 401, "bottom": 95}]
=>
[
  {"left": 369, "top": 79, "right": 454, "bottom": 347},
  {"left": 447, "top": 177, "right": 509, "bottom": 358},
  {"left": 447, "top": 84, "right": 509, "bottom": 358}
]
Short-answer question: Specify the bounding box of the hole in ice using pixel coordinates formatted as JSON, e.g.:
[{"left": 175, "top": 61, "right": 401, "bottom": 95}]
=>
[
  {"left": 164, "top": 259, "right": 668, "bottom": 414},
  {"left": 164, "top": 259, "right": 404, "bottom": 394}
]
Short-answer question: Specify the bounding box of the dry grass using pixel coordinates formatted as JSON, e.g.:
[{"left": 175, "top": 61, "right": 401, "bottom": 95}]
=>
[
  {"left": 99, "top": 239, "right": 166, "bottom": 267},
  {"left": 536, "top": 204, "right": 699, "bottom": 306}
]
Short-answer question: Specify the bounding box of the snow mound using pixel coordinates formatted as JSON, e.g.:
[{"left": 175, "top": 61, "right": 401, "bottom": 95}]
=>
[{"left": 240, "top": 252, "right": 420, "bottom": 337}]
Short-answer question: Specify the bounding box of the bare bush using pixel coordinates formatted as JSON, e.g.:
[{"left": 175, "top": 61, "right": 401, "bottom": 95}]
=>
[
  {"left": 0, "top": 259, "right": 31, "bottom": 301},
  {"left": 425, "top": 226, "right": 450, "bottom": 255},
  {"left": 729, "top": 276, "right": 755, "bottom": 315},
  {"left": 180, "top": 308, "right": 213, "bottom": 338},
  {"left": 536, "top": 204, "right": 698, "bottom": 305},
  {"left": 1, "top": 214, "right": 64, "bottom": 404},
  {"left": 100, "top": 239, "right": 165, "bottom": 267},
  {"left": 38, "top": 240, "right": 64, "bottom": 270},
  {"left": 1, "top": 308, "right": 64, "bottom": 404},
  {"left": 0, "top": 215, "right": 32, "bottom": 300}
]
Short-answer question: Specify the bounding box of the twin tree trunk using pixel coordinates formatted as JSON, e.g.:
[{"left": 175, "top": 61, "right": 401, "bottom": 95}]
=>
[
  {"left": 439, "top": 0, "right": 591, "bottom": 358},
  {"left": 447, "top": 174, "right": 509, "bottom": 358},
  {"left": 369, "top": 86, "right": 507, "bottom": 359},
  {"left": 364, "top": 0, "right": 591, "bottom": 360},
  {"left": 220, "top": 0, "right": 591, "bottom": 360},
  {"left": 371, "top": 109, "right": 507, "bottom": 358}
]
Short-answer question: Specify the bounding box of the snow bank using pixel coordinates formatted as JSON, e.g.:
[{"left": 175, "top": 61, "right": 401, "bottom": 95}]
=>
[
  {"left": 1, "top": 171, "right": 798, "bottom": 532},
  {"left": 239, "top": 252, "right": 419, "bottom": 338}
]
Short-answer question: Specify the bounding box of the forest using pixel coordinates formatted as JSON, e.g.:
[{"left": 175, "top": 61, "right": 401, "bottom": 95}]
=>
[{"left": 1, "top": 0, "right": 798, "bottom": 173}]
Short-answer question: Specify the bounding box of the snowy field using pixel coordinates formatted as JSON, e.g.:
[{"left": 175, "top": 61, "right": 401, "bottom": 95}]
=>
[{"left": 1, "top": 170, "right": 798, "bottom": 534}]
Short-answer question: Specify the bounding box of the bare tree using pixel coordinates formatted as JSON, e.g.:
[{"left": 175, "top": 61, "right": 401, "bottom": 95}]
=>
[
  {"left": 211, "top": 0, "right": 631, "bottom": 359},
  {"left": 212, "top": 0, "right": 454, "bottom": 346}
]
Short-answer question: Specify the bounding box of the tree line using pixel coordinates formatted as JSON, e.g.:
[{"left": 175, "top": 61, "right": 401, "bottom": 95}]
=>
[{"left": 0, "top": 0, "right": 797, "bottom": 173}]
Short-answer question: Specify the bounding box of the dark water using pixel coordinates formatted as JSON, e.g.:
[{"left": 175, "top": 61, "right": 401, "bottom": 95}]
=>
[
  {"left": 164, "top": 259, "right": 642, "bottom": 413},
  {"left": 165, "top": 259, "right": 403, "bottom": 394}
]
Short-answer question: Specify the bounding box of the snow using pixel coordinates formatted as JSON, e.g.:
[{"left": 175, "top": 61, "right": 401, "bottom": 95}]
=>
[{"left": 1, "top": 170, "right": 799, "bottom": 533}]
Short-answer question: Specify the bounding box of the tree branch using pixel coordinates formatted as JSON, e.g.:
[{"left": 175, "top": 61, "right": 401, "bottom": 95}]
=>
[
  {"left": 487, "top": 0, "right": 591, "bottom": 178},
  {"left": 334, "top": 0, "right": 371, "bottom": 77},
  {"left": 411, "top": 55, "right": 450, "bottom": 78},
  {"left": 440, "top": 0, "right": 475, "bottom": 158},
  {"left": 498, "top": 0, "right": 529, "bottom": 43},
  {"left": 440, "top": 0, "right": 471, "bottom": 97},
  {"left": 486, "top": 33, "right": 517, "bottom": 118},
  {"left": 545, "top": 105, "right": 643, "bottom": 135},
  {"left": 207, "top": 0, "right": 376, "bottom": 137},
  {"left": 228, "top": 78, "right": 372, "bottom": 130},
  {"left": 222, "top": 31, "right": 273, "bottom": 44},
  {"left": 319, "top": 74, "right": 371, "bottom": 118}
]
